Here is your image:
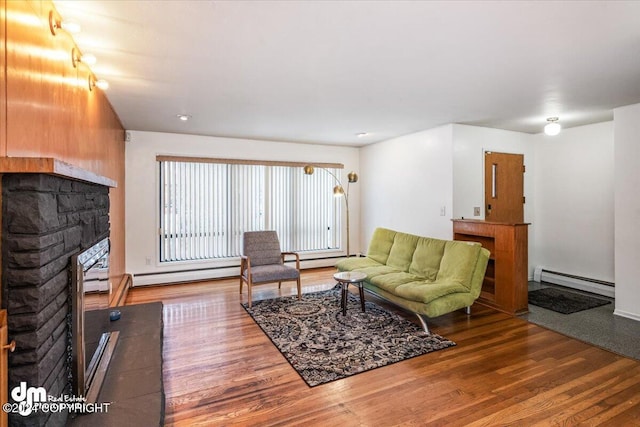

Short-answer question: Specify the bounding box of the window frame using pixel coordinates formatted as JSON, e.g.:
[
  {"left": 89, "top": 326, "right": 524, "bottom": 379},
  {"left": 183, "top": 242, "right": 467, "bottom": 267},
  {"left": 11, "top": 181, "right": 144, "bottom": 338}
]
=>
[{"left": 156, "top": 156, "right": 345, "bottom": 264}]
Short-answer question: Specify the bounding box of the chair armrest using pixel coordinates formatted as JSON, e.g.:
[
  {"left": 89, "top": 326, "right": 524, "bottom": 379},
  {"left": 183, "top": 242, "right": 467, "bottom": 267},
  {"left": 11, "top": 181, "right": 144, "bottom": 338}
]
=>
[
  {"left": 281, "top": 252, "right": 300, "bottom": 270},
  {"left": 240, "top": 255, "right": 251, "bottom": 277}
]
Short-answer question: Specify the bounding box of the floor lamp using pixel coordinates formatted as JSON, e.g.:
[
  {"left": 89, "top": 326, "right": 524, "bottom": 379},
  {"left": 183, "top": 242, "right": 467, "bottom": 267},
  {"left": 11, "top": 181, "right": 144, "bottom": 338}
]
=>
[{"left": 303, "top": 165, "right": 358, "bottom": 257}]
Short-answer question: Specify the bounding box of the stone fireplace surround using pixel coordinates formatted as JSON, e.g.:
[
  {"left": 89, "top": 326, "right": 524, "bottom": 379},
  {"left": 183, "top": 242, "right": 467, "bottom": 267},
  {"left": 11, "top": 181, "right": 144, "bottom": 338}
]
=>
[{"left": 2, "top": 172, "right": 110, "bottom": 427}]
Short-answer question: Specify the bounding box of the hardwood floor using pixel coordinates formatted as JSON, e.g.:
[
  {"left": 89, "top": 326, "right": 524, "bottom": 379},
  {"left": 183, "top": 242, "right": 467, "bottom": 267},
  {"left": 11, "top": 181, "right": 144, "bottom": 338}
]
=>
[{"left": 126, "top": 268, "right": 640, "bottom": 426}]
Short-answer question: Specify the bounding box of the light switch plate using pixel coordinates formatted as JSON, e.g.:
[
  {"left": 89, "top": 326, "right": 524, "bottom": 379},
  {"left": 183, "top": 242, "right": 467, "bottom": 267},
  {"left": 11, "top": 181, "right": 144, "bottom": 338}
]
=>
[{"left": 474, "top": 207, "right": 481, "bottom": 216}]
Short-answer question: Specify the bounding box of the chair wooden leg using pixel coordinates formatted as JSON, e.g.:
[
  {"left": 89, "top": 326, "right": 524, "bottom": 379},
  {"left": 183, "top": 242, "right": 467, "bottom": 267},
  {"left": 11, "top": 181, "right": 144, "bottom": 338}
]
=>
[
  {"left": 239, "top": 277, "right": 243, "bottom": 294},
  {"left": 248, "top": 283, "right": 252, "bottom": 308},
  {"left": 296, "top": 278, "right": 301, "bottom": 300},
  {"left": 278, "top": 281, "right": 282, "bottom": 289}
]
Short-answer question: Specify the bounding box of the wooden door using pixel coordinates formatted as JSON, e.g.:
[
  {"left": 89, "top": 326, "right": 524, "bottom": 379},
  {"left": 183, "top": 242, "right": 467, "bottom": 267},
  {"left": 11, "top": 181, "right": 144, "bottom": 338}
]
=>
[{"left": 484, "top": 152, "right": 524, "bottom": 223}]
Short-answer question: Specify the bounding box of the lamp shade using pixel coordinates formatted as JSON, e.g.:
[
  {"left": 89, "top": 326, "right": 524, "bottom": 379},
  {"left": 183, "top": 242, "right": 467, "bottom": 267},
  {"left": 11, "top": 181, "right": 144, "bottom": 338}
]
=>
[{"left": 333, "top": 185, "right": 344, "bottom": 197}]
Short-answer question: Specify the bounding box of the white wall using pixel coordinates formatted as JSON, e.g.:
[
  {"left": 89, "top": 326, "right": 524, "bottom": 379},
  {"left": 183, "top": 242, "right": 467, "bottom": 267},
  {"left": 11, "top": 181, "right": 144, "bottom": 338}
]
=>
[
  {"left": 359, "top": 124, "right": 536, "bottom": 266},
  {"left": 359, "top": 125, "right": 454, "bottom": 249},
  {"left": 532, "top": 121, "right": 614, "bottom": 284},
  {"left": 451, "top": 124, "right": 536, "bottom": 277},
  {"left": 613, "top": 103, "right": 640, "bottom": 321},
  {"left": 125, "top": 131, "right": 360, "bottom": 285},
  {"left": 452, "top": 124, "right": 535, "bottom": 222}
]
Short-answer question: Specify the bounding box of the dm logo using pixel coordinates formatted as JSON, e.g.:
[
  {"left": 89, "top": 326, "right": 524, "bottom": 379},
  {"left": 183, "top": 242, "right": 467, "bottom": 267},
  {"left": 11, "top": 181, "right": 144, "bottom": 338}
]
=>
[{"left": 10, "top": 382, "right": 47, "bottom": 416}]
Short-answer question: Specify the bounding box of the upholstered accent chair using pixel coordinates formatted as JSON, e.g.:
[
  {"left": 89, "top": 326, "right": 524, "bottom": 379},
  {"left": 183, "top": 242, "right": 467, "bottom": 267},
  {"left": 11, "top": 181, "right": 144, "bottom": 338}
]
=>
[{"left": 240, "top": 230, "right": 301, "bottom": 307}]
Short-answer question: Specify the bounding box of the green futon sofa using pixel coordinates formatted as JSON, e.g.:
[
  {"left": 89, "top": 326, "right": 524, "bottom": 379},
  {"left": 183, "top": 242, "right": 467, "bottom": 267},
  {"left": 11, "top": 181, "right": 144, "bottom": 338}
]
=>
[{"left": 335, "top": 227, "right": 490, "bottom": 332}]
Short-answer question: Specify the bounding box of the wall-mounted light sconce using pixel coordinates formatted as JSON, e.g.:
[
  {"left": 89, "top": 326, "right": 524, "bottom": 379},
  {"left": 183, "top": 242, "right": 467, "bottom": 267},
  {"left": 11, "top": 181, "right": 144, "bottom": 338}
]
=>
[
  {"left": 72, "top": 48, "right": 97, "bottom": 68},
  {"left": 88, "top": 75, "right": 109, "bottom": 91},
  {"left": 49, "top": 10, "right": 81, "bottom": 35},
  {"left": 303, "top": 165, "right": 359, "bottom": 257},
  {"left": 544, "top": 117, "right": 561, "bottom": 136}
]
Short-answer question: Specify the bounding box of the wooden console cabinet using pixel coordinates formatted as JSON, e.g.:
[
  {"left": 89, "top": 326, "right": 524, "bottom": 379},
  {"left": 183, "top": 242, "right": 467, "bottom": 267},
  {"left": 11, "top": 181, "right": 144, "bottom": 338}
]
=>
[{"left": 452, "top": 219, "right": 530, "bottom": 315}]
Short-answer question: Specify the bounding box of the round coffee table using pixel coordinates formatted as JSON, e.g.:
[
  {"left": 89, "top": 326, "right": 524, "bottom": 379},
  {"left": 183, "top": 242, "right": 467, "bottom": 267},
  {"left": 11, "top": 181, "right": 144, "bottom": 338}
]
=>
[{"left": 333, "top": 271, "right": 367, "bottom": 316}]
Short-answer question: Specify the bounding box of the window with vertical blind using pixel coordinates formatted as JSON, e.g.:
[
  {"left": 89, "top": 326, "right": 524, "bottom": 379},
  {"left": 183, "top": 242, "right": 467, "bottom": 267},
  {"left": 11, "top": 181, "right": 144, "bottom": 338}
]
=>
[{"left": 157, "top": 157, "right": 342, "bottom": 262}]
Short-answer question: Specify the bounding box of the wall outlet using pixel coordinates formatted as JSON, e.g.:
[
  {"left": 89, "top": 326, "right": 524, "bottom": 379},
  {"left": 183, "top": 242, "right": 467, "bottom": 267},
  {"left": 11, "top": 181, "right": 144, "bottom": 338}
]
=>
[
  {"left": 474, "top": 207, "right": 481, "bottom": 216},
  {"left": 440, "top": 206, "right": 446, "bottom": 216},
  {"left": 145, "top": 257, "right": 152, "bottom": 265}
]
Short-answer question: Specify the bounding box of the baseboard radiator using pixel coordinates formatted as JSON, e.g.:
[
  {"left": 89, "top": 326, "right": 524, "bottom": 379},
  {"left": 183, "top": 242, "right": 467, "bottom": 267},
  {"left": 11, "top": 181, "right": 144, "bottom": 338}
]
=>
[{"left": 533, "top": 266, "right": 615, "bottom": 298}]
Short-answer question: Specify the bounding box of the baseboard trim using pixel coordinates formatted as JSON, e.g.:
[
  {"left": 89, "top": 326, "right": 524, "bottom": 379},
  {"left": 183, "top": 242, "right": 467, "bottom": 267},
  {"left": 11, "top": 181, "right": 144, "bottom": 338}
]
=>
[
  {"left": 613, "top": 309, "right": 640, "bottom": 322},
  {"left": 533, "top": 266, "right": 614, "bottom": 298},
  {"left": 132, "top": 258, "right": 337, "bottom": 286}
]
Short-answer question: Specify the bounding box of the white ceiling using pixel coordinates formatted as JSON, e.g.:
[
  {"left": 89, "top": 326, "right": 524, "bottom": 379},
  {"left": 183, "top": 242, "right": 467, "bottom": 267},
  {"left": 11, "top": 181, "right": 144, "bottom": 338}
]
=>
[{"left": 53, "top": 0, "right": 640, "bottom": 146}]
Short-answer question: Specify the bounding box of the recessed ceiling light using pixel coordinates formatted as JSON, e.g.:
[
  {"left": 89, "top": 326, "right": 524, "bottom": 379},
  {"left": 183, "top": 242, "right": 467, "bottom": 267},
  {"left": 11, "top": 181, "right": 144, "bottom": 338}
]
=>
[
  {"left": 356, "top": 132, "right": 369, "bottom": 138},
  {"left": 177, "top": 114, "right": 191, "bottom": 121}
]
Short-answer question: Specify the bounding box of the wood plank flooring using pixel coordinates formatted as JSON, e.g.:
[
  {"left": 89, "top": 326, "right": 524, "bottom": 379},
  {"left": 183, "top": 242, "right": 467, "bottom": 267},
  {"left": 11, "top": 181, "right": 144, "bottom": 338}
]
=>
[{"left": 126, "top": 268, "right": 640, "bottom": 426}]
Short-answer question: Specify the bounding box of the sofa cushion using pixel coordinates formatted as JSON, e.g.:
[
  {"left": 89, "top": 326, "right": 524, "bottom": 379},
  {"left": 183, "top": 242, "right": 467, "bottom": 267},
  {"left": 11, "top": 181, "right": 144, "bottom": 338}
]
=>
[
  {"left": 394, "top": 280, "right": 470, "bottom": 304},
  {"left": 386, "top": 232, "right": 419, "bottom": 271},
  {"left": 363, "top": 284, "right": 477, "bottom": 318},
  {"left": 367, "top": 228, "right": 397, "bottom": 264},
  {"left": 335, "top": 257, "right": 382, "bottom": 272},
  {"left": 352, "top": 265, "right": 401, "bottom": 281},
  {"left": 436, "top": 241, "right": 481, "bottom": 289},
  {"left": 370, "top": 272, "right": 423, "bottom": 292},
  {"left": 394, "top": 281, "right": 469, "bottom": 304},
  {"left": 245, "top": 264, "right": 299, "bottom": 283},
  {"left": 408, "top": 237, "right": 447, "bottom": 280}
]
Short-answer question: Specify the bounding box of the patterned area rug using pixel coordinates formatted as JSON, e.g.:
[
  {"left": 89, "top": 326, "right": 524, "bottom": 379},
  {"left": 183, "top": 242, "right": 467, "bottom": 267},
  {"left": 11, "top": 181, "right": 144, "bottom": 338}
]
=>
[
  {"left": 529, "top": 287, "right": 611, "bottom": 314},
  {"left": 241, "top": 285, "right": 455, "bottom": 387}
]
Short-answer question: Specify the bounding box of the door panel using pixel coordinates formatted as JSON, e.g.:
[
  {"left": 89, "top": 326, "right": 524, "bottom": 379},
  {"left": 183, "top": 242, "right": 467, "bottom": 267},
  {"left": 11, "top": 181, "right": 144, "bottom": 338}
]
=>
[{"left": 484, "top": 152, "right": 524, "bottom": 223}]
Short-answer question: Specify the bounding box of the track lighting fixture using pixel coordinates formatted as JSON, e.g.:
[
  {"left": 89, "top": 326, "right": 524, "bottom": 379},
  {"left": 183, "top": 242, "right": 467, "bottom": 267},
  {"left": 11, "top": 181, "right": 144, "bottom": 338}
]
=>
[
  {"left": 88, "top": 75, "right": 109, "bottom": 91},
  {"left": 72, "top": 48, "right": 97, "bottom": 68},
  {"left": 49, "top": 10, "right": 81, "bottom": 35}
]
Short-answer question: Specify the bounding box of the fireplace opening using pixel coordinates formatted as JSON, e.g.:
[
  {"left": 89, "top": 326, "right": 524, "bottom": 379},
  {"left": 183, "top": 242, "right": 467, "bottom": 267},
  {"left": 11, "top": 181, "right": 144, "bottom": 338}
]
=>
[{"left": 71, "top": 237, "right": 119, "bottom": 403}]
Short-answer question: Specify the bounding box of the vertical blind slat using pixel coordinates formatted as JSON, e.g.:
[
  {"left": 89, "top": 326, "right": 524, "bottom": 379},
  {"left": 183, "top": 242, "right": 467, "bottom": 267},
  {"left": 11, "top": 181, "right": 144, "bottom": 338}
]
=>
[{"left": 158, "top": 161, "right": 341, "bottom": 262}]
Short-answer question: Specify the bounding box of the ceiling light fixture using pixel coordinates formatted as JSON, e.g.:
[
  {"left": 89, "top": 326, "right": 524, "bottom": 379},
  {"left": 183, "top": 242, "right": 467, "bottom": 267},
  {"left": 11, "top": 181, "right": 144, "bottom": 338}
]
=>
[
  {"left": 177, "top": 114, "right": 191, "bottom": 121},
  {"left": 49, "top": 10, "right": 81, "bottom": 35},
  {"left": 95, "top": 79, "right": 109, "bottom": 90},
  {"left": 72, "top": 48, "right": 97, "bottom": 68},
  {"left": 88, "top": 75, "right": 109, "bottom": 91},
  {"left": 356, "top": 132, "right": 369, "bottom": 138},
  {"left": 544, "top": 117, "right": 561, "bottom": 136}
]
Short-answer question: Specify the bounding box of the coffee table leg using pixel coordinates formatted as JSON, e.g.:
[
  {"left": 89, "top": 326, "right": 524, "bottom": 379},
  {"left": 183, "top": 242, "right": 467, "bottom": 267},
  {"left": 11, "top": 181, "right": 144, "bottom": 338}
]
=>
[
  {"left": 340, "top": 283, "right": 348, "bottom": 316},
  {"left": 358, "top": 283, "right": 366, "bottom": 312}
]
